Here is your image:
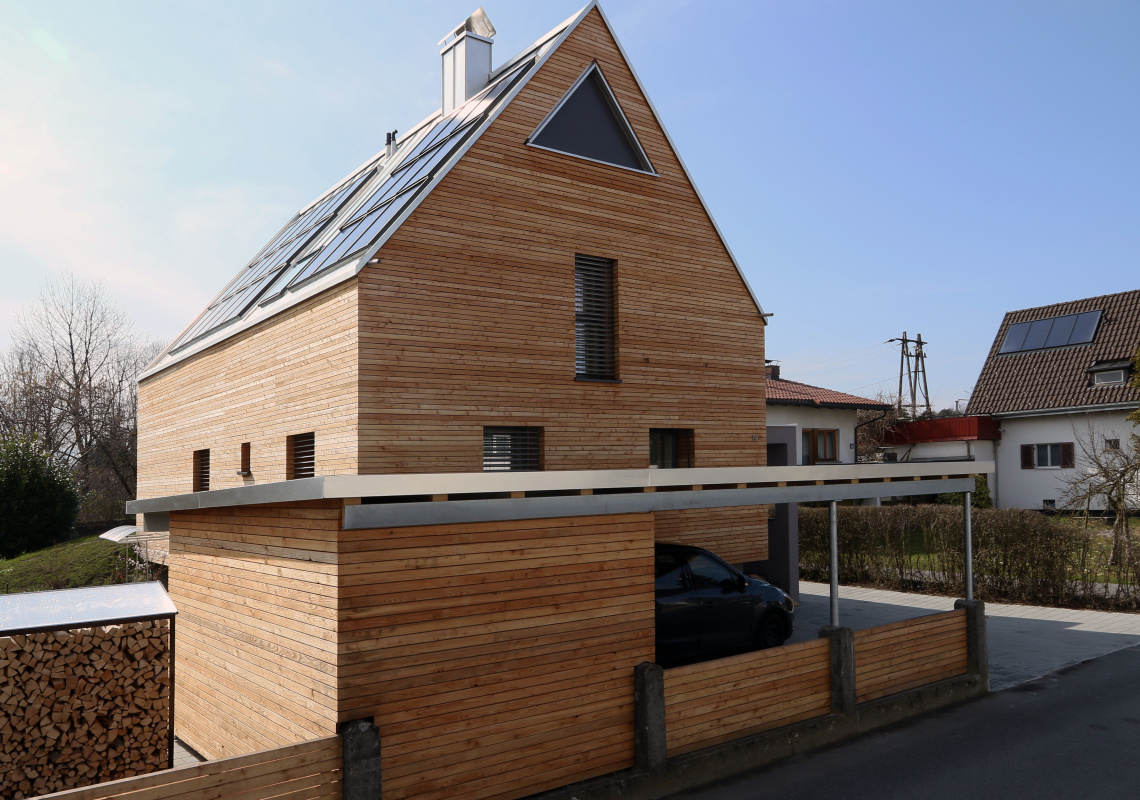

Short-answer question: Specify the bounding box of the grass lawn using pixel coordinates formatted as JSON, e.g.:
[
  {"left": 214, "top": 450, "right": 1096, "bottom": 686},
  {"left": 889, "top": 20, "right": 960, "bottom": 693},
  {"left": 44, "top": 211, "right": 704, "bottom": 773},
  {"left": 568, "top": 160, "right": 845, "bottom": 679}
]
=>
[{"left": 0, "top": 535, "right": 136, "bottom": 594}]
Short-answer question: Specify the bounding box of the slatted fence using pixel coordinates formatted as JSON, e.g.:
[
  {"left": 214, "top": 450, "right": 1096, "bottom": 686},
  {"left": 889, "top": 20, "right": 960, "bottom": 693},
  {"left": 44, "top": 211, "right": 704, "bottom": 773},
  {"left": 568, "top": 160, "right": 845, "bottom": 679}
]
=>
[
  {"left": 36, "top": 735, "right": 341, "bottom": 800},
  {"left": 854, "top": 610, "right": 969, "bottom": 703},
  {"left": 663, "top": 638, "right": 832, "bottom": 756}
]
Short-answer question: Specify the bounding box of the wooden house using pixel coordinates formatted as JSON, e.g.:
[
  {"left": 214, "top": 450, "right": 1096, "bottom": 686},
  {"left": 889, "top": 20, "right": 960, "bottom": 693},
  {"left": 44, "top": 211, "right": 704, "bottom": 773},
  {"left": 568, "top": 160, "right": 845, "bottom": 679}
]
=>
[{"left": 130, "top": 4, "right": 780, "bottom": 797}]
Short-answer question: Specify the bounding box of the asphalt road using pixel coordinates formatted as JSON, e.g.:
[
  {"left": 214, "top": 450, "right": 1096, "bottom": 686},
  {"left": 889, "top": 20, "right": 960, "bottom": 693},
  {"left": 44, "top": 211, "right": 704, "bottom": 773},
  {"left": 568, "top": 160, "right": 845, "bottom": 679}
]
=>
[{"left": 666, "top": 644, "right": 1140, "bottom": 800}]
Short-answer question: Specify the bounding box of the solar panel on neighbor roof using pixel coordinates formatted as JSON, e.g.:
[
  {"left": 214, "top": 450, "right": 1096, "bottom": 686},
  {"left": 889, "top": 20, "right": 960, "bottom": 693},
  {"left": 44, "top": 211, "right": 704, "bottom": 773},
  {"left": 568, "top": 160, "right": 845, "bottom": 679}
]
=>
[
  {"left": 168, "top": 55, "right": 537, "bottom": 354},
  {"left": 0, "top": 583, "right": 177, "bottom": 635},
  {"left": 999, "top": 310, "right": 1102, "bottom": 355}
]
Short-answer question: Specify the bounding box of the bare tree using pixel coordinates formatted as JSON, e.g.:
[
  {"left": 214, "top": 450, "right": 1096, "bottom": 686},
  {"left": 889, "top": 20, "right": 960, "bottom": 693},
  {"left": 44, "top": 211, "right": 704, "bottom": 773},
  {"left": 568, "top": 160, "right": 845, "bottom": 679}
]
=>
[
  {"left": 1060, "top": 421, "right": 1140, "bottom": 568},
  {"left": 0, "top": 273, "right": 162, "bottom": 523},
  {"left": 856, "top": 392, "right": 902, "bottom": 462}
]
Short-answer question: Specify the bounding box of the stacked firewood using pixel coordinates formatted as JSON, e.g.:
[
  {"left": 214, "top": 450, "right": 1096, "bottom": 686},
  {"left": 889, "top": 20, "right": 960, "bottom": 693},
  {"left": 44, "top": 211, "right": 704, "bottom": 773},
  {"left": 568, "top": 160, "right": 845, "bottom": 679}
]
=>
[{"left": 0, "top": 619, "right": 171, "bottom": 799}]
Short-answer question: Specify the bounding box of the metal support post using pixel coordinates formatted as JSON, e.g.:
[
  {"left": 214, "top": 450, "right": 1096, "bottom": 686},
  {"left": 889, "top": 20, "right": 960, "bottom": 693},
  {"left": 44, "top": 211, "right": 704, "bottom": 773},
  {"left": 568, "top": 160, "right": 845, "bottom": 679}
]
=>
[
  {"left": 829, "top": 500, "right": 839, "bottom": 627},
  {"left": 963, "top": 490, "right": 974, "bottom": 601}
]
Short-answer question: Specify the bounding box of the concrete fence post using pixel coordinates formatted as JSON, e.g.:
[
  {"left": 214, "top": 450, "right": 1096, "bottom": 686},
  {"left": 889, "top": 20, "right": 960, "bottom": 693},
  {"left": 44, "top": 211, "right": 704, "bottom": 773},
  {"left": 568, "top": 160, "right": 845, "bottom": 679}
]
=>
[
  {"left": 818, "top": 626, "right": 856, "bottom": 715},
  {"left": 634, "top": 661, "right": 667, "bottom": 773},
  {"left": 339, "top": 718, "right": 382, "bottom": 800},
  {"left": 954, "top": 599, "right": 989, "bottom": 690}
]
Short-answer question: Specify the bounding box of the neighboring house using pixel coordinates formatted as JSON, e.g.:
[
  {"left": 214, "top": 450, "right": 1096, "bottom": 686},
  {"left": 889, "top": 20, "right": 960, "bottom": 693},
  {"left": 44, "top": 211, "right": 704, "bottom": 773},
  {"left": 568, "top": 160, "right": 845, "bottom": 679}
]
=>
[
  {"left": 764, "top": 364, "right": 891, "bottom": 465},
  {"left": 965, "top": 290, "right": 1140, "bottom": 510}
]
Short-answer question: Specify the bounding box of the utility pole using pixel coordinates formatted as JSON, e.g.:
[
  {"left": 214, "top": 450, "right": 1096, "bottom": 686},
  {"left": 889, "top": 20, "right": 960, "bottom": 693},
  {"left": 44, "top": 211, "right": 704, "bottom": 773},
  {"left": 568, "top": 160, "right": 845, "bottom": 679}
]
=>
[{"left": 889, "top": 333, "right": 933, "bottom": 419}]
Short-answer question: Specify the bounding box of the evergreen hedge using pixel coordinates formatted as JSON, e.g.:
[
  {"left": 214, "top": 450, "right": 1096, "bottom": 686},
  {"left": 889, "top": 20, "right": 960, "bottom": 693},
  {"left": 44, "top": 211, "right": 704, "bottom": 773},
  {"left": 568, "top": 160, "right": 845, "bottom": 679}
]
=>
[{"left": 0, "top": 434, "right": 80, "bottom": 558}]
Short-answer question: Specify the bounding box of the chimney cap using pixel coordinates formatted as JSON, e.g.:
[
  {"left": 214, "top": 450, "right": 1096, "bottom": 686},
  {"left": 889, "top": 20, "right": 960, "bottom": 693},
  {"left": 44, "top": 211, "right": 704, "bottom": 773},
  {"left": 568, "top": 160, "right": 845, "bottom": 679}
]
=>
[{"left": 438, "top": 7, "right": 496, "bottom": 46}]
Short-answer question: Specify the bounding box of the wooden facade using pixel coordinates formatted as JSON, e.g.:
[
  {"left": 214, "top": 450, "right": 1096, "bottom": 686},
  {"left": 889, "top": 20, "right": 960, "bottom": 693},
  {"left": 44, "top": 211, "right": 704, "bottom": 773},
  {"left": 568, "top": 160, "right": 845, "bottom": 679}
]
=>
[{"left": 137, "top": 282, "right": 360, "bottom": 500}]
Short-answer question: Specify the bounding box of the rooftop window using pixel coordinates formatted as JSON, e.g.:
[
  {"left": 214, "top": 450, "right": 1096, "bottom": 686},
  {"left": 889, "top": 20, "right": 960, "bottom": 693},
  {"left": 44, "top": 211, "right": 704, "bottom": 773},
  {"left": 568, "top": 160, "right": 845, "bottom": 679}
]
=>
[{"left": 999, "top": 310, "right": 1101, "bottom": 354}]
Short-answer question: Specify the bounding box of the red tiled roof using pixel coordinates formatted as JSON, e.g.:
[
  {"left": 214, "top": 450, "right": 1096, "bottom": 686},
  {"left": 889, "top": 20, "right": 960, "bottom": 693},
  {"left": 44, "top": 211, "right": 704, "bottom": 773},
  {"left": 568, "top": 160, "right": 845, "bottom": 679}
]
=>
[
  {"left": 766, "top": 378, "right": 891, "bottom": 410},
  {"left": 967, "top": 290, "right": 1140, "bottom": 416}
]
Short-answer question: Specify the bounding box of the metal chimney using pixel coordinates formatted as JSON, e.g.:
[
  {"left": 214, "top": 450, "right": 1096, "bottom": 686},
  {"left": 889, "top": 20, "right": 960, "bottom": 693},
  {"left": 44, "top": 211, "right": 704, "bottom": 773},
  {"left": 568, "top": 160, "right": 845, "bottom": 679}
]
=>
[{"left": 439, "top": 7, "right": 496, "bottom": 116}]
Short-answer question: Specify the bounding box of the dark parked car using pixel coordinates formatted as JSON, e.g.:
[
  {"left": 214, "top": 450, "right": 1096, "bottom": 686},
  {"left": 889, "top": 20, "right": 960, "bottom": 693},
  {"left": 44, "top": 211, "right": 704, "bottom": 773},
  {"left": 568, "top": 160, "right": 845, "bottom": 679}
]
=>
[{"left": 654, "top": 542, "right": 794, "bottom": 667}]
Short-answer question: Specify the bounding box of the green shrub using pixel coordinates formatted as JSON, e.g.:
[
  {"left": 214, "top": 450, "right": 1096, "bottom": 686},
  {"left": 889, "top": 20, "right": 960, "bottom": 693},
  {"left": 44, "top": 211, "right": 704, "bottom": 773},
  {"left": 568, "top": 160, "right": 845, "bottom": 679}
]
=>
[
  {"left": 936, "top": 474, "right": 993, "bottom": 508},
  {"left": 0, "top": 434, "right": 80, "bottom": 558},
  {"left": 800, "top": 504, "right": 1139, "bottom": 610}
]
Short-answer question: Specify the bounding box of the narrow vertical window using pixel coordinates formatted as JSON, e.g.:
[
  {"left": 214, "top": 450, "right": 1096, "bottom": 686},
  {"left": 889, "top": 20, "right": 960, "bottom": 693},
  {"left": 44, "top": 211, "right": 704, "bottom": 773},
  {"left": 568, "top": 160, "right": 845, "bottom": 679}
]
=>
[
  {"left": 240, "top": 442, "right": 251, "bottom": 476},
  {"left": 287, "top": 433, "right": 316, "bottom": 479},
  {"left": 650, "top": 429, "right": 693, "bottom": 469},
  {"left": 192, "top": 449, "right": 210, "bottom": 492},
  {"left": 483, "top": 427, "right": 542, "bottom": 472},
  {"left": 575, "top": 254, "right": 616, "bottom": 380}
]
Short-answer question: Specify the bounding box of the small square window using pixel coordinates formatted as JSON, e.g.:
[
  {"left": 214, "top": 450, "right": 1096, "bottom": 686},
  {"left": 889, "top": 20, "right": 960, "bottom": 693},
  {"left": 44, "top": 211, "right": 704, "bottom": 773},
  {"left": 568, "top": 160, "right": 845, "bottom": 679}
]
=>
[
  {"left": 650, "top": 429, "right": 693, "bottom": 469},
  {"left": 483, "top": 427, "right": 542, "bottom": 472},
  {"left": 801, "top": 429, "right": 839, "bottom": 465},
  {"left": 1106, "top": 438, "right": 1121, "bottom": 451},
  {"left": 287, "top": 433, "right": 315, "bottom": 480}
]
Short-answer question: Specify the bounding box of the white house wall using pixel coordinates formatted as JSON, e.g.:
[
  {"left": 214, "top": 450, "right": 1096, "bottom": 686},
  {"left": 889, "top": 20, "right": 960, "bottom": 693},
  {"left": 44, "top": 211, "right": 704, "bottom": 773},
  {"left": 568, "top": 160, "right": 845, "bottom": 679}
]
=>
[
  {"left": 994, "top": 410, "right": 1134, "bottom": 510},
  {"left": 765, "top": 406, "right": 860, "bottom": 465}
]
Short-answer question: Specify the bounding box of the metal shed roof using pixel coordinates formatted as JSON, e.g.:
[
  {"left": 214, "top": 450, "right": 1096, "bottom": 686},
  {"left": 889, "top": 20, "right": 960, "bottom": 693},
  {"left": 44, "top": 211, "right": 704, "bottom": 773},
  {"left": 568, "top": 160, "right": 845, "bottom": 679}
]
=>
[{"left": 0, "top": 582, "right": 177, "bottom": 636}]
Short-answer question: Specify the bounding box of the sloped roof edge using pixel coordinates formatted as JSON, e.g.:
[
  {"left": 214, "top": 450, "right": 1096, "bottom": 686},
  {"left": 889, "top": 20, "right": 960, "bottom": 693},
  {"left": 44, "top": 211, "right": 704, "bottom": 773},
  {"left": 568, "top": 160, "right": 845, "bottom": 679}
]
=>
[{"left": 590, "top": 3, "right": 766, "bottom": 322}]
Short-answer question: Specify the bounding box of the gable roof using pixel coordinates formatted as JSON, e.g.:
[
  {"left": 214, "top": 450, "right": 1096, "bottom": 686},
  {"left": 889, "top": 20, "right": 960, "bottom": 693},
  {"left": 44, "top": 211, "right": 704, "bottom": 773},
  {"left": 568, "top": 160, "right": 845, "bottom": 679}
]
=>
[
  {"left": 967, "top": 289, "right": 1140, "bottom": 416},
  {"left": 141, "top": 2, "right": 764, "bottom": 381},
  {"left": 766, "top": 377, "right": 890, "bottom": 411}
]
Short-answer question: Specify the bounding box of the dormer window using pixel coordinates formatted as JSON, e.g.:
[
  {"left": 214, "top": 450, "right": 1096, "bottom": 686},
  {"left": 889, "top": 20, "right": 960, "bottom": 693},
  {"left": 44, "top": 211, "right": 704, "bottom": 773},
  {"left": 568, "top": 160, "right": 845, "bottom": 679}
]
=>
[
  {"left": 1088, "top": 360, "right": 1131, "bottom": 387},
  {"left": 1093, "top": 370, "right": 1126, "bottom": 386}
]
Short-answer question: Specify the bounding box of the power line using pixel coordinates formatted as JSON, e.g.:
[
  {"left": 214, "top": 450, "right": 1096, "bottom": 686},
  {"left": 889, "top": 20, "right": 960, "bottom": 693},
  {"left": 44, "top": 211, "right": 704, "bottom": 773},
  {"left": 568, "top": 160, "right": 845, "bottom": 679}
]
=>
[{"left": 784, "top": 341, "right": 894, "bottom": 375}]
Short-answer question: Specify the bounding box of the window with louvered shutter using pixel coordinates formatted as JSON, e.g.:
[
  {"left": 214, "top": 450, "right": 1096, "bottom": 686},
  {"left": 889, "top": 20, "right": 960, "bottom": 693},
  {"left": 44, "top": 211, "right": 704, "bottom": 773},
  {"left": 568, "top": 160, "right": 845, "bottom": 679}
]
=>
[
  {"left": 575, "top": 254, "right": 616, "bottom": 379},
  {"left": 287, "top": 432, "right": 315, "bottom": 479},
  {"left": 192, "top": 449, "right": 210, "bottom": 492},
  {"left": 483, "top": 427, "right": 542, "bottom": 472}
]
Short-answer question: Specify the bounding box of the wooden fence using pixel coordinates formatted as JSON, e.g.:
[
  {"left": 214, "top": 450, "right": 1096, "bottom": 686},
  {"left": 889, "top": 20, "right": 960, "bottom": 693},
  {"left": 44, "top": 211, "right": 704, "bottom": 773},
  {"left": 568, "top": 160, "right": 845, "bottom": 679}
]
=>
[
  {"left": 36, "top": 735, "right": 341, "bottom": 800},
  {"left": 854, "top": 610, "right": 969, "bottom": 703},
  {"left": 663, "top": 638, "right": 832, "bottom": 756}
]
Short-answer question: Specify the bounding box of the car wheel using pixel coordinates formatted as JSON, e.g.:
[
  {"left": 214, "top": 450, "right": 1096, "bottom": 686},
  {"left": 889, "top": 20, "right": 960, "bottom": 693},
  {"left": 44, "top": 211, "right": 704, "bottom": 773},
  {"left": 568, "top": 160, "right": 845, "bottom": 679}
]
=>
[{"left": 756, "top": 613, "right": 786, "bottom": 649}]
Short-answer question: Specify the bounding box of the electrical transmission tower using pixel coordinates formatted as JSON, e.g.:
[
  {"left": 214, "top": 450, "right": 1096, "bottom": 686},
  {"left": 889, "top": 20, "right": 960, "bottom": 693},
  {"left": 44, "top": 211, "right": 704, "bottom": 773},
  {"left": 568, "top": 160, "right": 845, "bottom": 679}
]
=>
[{"left": 890, "top": 332, "right": 932, "bottom": 419}]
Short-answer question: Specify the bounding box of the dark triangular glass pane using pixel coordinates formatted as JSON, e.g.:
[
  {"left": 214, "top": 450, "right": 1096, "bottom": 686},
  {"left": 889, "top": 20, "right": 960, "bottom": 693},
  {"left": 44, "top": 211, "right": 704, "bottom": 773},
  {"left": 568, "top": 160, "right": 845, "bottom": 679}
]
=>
[{"left": 532, "top": 70, "right": 649, "bottom": 171}]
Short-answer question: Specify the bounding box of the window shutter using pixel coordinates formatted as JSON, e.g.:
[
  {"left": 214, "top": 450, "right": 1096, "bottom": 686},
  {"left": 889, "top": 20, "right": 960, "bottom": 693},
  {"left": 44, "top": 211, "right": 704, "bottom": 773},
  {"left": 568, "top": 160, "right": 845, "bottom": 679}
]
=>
[
  {"left": 575, "top": 254, "right": 616, "bottom": 379},
  {"left": 1020, "top": 444, "right": 1034, "bottom": 469},
  {"left": 287, "top": 433, "right": 316, "bottom": 479},
  {"left": 483, "top": 427, "right": 541, "bottom": 472},
  {"left": 1060, "top": 442, "right": 1075, "bottom": 469}
]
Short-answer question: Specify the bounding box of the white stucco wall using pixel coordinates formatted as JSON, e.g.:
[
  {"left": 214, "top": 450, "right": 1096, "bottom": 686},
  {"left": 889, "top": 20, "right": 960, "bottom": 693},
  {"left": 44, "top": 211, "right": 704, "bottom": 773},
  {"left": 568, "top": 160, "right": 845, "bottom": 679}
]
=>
[
  {"left": 765, "top": 405, "right": 860, "bottom": 465},
  {"left": 992, "top": 410, "right": 1135, "bottom": 510}
]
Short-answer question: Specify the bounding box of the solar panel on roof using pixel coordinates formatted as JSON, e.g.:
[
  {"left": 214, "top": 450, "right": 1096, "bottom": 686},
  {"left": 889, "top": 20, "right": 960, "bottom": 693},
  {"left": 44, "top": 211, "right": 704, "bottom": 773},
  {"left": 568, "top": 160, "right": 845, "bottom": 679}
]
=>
[
  {"left": 999, "top": 310, "right": 1103, "bottom": 354},
  {"left": 165, "top": 34, "right": 547, "bottom": 357}
]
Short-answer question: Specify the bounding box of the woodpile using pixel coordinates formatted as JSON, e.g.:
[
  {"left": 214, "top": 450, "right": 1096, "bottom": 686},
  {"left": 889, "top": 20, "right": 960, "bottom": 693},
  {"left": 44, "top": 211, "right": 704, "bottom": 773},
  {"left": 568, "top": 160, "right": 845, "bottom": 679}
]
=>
[{"left": 0, "top": 619, "right": 171, "bottom": 799}]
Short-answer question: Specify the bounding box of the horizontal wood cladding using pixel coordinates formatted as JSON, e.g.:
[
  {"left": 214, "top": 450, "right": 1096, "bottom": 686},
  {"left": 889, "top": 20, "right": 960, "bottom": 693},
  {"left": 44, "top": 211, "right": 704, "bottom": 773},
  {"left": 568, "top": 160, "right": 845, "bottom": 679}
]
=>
[
  {"left": 37, "top": 735, "right": 342, "bottom": 800},
  {"left": 664, "top": 638, "right": 832, "bottom": 756},
  {"left": 338, "top": 512, "right": 655, "bottom": 800},
  {"left": 653, "top": 507, "right": 768, "bottom": 564},
  {"left": 854, "top": 610, "right": 969, "bottom": 704},
  {"left": 358, "top": 8, "right": 766, "bottom": 476},
  {"left": 168, "top": 502, "right": 342, "bottom": 759},
  {"left": 137, "top": 281, "right": 359, "bottom": 502}
]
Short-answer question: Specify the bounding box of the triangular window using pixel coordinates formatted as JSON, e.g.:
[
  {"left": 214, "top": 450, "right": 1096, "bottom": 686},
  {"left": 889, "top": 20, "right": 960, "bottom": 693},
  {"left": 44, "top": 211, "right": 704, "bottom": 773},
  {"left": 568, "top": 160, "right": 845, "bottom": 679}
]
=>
[{"left": 529, "top": 64, "right": 654, "bottom": 174}]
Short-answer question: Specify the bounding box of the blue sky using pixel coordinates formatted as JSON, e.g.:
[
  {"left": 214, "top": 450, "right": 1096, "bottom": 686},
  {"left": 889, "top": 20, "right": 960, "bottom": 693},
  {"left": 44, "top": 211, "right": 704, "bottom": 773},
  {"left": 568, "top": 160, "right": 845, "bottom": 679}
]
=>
[{"left": 1, "top": 0, "right": 1137, "bottom": 409}]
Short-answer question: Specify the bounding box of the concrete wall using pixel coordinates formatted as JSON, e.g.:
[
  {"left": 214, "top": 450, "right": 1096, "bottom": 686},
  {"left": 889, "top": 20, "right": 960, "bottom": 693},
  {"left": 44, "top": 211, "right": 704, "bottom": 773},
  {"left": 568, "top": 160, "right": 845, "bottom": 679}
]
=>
[
  {"left": 764, "top": 407, "right": 859, "bottom": 465},
  {"left": 992, "top": 410, "right": 1133, "bottom": 510}
]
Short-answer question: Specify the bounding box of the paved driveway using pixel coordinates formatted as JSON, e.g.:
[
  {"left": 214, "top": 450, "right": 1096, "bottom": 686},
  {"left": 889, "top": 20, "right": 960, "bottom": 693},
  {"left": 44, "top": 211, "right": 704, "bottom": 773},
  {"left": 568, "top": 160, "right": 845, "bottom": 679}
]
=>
[{"left": 786, "top": 581, "right": 1140, "bottom": 690}]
